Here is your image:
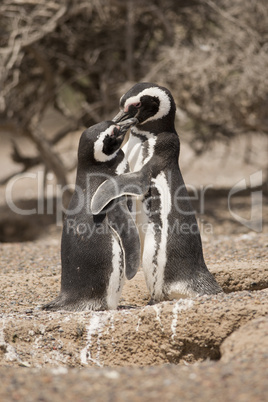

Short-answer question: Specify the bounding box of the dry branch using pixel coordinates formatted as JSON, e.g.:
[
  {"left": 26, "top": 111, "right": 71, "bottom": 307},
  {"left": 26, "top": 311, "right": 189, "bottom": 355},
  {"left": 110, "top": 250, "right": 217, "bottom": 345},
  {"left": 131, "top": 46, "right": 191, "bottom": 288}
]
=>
[{"left": 0, "top": 0, "right": 267, "bottom": 189}]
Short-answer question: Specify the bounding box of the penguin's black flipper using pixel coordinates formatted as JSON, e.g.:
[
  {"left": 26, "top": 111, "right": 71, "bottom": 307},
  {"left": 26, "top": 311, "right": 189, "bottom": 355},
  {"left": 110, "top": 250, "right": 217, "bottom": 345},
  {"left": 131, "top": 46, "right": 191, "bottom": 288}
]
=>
[
  {"left": 91, "top": 168, "right": 151, "bottom": 215},
  {"left": 107, "top": 199, "right": 140, "bottom": 280}
]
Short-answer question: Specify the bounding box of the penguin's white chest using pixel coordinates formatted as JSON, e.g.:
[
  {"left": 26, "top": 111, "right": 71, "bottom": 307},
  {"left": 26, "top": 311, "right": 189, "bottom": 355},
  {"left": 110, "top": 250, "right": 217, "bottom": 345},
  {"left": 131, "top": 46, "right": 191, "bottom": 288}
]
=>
[
  {"left": 142, "top": 172, "right": 172, "bottom": 300},
  {"left": 123, "top": 131, "right": 156, "bottom": 253},
  {"left": 122, "top": 131, "right": 156, "bottom": 172},
  {"left": 106, "top": 235, "right": 125, "bottom": 309}
]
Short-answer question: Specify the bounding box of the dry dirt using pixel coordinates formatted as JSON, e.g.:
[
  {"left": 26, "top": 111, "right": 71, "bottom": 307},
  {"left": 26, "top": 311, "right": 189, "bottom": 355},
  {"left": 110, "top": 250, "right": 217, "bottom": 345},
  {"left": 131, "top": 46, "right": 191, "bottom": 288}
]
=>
[
  {"left": 0, "top": 128, "right": 268, "bottom": 401},
  {"left": 0, "top": 227, "right": 267, "bottom": 401}
]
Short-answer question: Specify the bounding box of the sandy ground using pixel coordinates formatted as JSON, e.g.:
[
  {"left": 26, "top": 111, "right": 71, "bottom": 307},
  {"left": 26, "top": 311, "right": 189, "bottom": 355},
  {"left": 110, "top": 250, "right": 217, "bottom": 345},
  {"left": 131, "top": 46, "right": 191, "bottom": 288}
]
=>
[
  {"left": 0, "top": 123, "right": 268, "bottom": 401},
  {"left": 0, "top": 231, "right": 267, "bottom": 401}
]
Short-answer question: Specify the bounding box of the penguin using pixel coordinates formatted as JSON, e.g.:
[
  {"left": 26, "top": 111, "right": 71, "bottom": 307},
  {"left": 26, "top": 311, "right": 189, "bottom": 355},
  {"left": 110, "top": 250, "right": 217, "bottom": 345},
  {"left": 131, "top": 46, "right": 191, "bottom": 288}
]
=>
[
  {"left": 42, "top": 118, "right": 140, "bottom": 311},
  {"left": 91, "top": 83, "right": 222, "bottom": 304}
]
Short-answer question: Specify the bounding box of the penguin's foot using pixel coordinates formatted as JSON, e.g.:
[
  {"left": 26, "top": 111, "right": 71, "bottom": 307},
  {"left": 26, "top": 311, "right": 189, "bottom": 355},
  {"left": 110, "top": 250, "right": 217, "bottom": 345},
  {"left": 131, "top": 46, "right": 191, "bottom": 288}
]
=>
[
  {"left": 41, "top": 296, "right": 71, "bottom": 312},
  {"left": 191, "top": 274, "right": 223, "bottom": 296},
  {"left": 41, "top": 295, "right": 108, "bottom": 312},
  {"left": 166, "top": 270, "right": 223, "bottom": 300},
  {"left": 147, "top": 298, "right": 159, "bottom": 306},
  {"left": 117, "top": 304, "right": 137, "bottom": 310}
]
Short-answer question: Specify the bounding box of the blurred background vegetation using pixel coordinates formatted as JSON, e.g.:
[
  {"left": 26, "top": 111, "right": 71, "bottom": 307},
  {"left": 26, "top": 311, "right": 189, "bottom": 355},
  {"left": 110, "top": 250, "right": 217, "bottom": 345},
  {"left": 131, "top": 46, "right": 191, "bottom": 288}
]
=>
[
  {"left": 0, "top": 0, "right": 267, "bottom": 241},
  {"left": 1, "top": 0, "right": 267, "bottom": 184}
]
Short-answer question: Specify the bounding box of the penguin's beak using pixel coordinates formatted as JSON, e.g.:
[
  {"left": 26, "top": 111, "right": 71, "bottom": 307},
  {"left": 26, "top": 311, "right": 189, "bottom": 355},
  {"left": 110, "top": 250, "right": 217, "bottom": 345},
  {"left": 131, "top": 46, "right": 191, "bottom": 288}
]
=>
[
  {"left": 113, "top": 109, "right": 137, "bottom": 123},
  {"left": 113, "top": 109, "right": 128, "bottom": 123},
  {"left": 115, "top": 117, "right": 138, "bottom": 137}
]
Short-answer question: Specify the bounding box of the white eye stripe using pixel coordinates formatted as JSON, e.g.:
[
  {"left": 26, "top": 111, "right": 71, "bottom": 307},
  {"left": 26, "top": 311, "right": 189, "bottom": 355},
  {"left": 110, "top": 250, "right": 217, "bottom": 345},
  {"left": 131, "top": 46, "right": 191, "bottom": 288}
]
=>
[
  {"left": 94, "top": 126, "right": 118, "bottom": 162},
  {"left": 124, "top": 87, "right": 171, "bottom": 122},
  {"left": 124, "top": 94, "right": 141, "bottom": 111}
]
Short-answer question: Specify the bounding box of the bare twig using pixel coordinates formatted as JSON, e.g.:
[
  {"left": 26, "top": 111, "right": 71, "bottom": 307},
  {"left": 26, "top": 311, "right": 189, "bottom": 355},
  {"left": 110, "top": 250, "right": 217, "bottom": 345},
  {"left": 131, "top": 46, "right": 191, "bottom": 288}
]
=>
[
  {"left": 0, "top": 0, "right": 267, "bottom": 194},
  {"left": 126, "top": 0, "right": 134, "bottom": 81}
]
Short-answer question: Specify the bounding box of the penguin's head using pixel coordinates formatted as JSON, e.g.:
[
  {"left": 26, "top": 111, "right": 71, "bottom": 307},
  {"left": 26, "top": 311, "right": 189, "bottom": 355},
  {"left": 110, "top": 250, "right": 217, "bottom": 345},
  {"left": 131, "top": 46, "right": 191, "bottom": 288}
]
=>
[
  {"left": 113, "top": 82, "right": 176, "bottom": 132},
  {"left": 79, "top": 118, "right": 137, "bottom": 165}
]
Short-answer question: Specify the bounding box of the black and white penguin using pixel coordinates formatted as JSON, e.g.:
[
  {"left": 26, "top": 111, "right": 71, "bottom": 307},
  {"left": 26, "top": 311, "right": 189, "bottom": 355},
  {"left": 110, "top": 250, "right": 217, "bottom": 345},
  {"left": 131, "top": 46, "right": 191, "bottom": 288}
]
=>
[
  {"left": 92, "top": 83, "right": 222, "bottom": 303},
  {"left": 42, "top": 118, "right": 140, "bottom": 311}
]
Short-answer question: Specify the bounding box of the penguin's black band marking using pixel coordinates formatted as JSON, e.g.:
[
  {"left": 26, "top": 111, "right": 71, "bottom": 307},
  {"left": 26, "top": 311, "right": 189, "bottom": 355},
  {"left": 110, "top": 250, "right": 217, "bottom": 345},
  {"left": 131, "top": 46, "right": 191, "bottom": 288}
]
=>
[
  {"left": 131, "top": 132, "right": 148, "bottom": 142},
  {"left": 107, "top": 200, "right": 140, "bottom": 280}
]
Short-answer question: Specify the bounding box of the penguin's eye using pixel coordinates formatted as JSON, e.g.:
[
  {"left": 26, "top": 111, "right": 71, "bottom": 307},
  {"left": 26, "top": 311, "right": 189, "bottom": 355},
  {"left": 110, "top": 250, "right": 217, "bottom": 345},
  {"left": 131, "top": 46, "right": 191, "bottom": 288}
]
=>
[{"left": 132, "top": 102, "right": 141, "bottom": 108}]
